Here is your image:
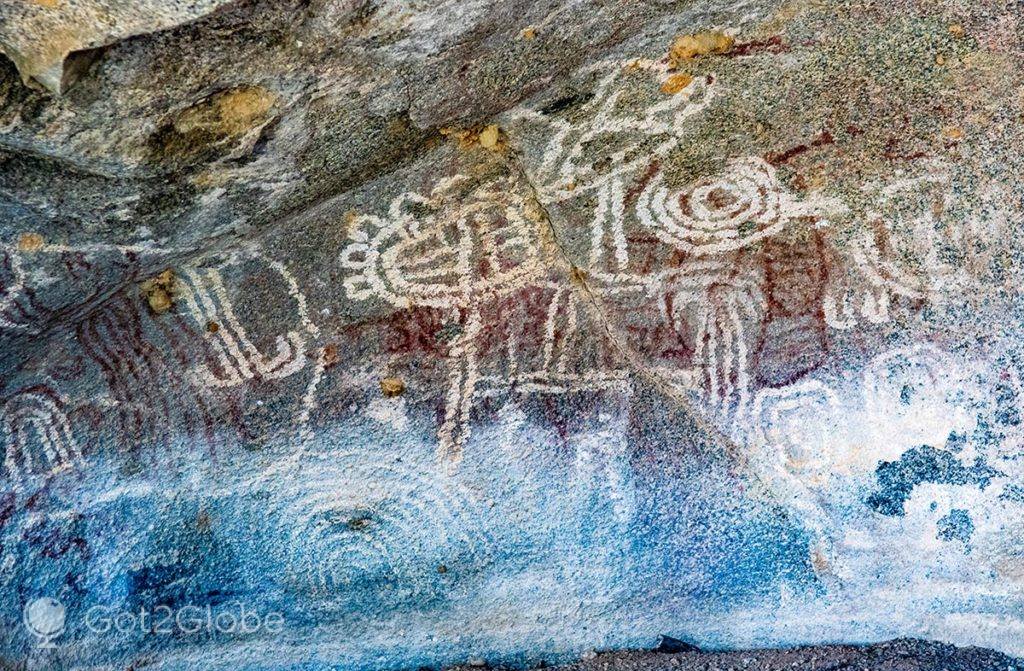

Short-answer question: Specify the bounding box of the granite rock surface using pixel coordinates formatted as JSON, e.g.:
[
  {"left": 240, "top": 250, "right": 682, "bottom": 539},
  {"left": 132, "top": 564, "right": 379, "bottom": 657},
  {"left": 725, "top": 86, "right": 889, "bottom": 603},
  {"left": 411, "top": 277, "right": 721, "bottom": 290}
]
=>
[
  {"left": 1, "top": 0, "right": 1023, "bottom": 669},
  {"left": 444, "top": 639, "right": 1022, "bottom": 671}
]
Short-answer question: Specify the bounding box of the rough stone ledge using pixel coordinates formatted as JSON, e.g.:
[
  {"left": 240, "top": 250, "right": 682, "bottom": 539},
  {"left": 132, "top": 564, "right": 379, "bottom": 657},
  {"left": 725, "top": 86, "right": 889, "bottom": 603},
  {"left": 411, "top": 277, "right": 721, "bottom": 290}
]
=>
[{"left": 444, "top": 639, "right": 1022, "bottom": 671}]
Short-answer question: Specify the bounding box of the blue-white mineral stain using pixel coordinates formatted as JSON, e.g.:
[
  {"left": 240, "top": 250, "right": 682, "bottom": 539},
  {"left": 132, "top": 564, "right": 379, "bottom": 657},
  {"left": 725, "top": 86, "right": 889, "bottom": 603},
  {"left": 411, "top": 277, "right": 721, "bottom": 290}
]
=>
[
  {"left": 866, "top": 445, "right": 1001, "bottom": 517},
  {"left": 936, "top": 509, "right": 974, "bottom": 546},
  {"left": 0, "top": 389, "right": 824, "bottom": 670},
  {"left": 3, "top": 349, "right": 1024, "bottom": 670}
]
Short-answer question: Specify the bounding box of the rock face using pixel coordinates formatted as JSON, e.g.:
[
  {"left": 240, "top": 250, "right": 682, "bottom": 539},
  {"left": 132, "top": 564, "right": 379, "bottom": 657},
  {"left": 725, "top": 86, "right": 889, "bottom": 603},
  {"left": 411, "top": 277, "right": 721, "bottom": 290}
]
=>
[
  {"left": 445, "top": 639, "right": 1021, "bottom": 671},
  {"left": 1, "top": 0, "right": 1024, "bottom": 670},
  {"left": 0, "top": 0, "right": 234, "bottom": 94}
]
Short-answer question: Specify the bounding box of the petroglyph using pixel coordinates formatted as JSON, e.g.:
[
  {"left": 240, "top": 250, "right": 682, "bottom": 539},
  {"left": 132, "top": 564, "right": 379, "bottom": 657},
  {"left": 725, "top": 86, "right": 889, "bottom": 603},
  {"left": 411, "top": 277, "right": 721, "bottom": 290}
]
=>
[
  {"left": 635, "top": 157, "right": 846, "bottom": 258},
  {"left": 0, "top": 249, "right": 30, "bottom": 332},
  {"left": 8, "top": 0, "right": 1024, "bottom": 666},
  {"left": 342, "top": 176, "right": 630, "bottom": 462},
  {"left": 1, "top": 385, "right": 81, "bottom": 492},
  {"left": 341, "top": 176, "right": 544, "bottom": 311},
  {"left": 179, "top": 250, "right": 320, "bottom": 389}
]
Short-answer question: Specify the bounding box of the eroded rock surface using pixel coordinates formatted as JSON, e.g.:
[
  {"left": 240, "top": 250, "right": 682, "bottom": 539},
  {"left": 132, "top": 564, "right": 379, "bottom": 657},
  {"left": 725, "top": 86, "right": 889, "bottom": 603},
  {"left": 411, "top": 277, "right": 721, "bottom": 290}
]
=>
[
  {"left": 444, "top": 639, "right": 1021, "bottom": 671},
  {"left": 0, "top": 0, "right": 234, "bottom": 93},
  {"left": 1, "top": 0, "right": 1024, "bottom": 669}
]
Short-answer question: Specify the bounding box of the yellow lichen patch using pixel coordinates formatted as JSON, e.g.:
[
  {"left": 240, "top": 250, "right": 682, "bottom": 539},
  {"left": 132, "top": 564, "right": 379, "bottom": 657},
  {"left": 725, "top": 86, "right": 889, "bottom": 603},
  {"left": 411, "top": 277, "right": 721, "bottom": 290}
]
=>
[
  {"left": 30, "top": 0, "right": 61, "bottom": 7},
  {"left": 806, "top": 165, "right": 829, "bottom": 191},
  {"left": 380, "top": 377, "right": 406, "bottom": 397},
  {"left": 440, "top": 126, "right": 479, "bottom": 148},
  {"left": 17, "top": 232, "right": 45, "bottom": 252},
  {"left": 147, "top": 290, "right": 172, "bottom": 314},
  {"left": 568, "top": 265, "right": 589, "bottom": 289},
  {"left": 942, "top": 125, "right": 964, "bottom": 140},
  {"left": 173, "top": 86, "right": 277, "bottom": 138},
  {"left": 139, "top": 269, "right": 176, "bottom": 315},
  {"left": 151, "top": 86, "right": 277, "bottom": 165},
  {"left": 660, "top": 73, "right": 694, "bottom": 95},
  {"left": 440, "top": 124, "right": 507, "bottom": 152},
  {"left": 478, "top": 124, "right": 505, "bottom": 151},
  {"left": 935, "top": 54, "right": 946, "bottom": 66},
  {"left": 344, "top": 210, "right": 362, "bottom": 235},
  {"left": 521, "top": 26, "right": 537, "bottom": 40},
  {"left": 669, "top": 30, "right": 734, "bottom": 68},
  {"left": 948, "top": 23, "right": 966, "bottom": 38}
]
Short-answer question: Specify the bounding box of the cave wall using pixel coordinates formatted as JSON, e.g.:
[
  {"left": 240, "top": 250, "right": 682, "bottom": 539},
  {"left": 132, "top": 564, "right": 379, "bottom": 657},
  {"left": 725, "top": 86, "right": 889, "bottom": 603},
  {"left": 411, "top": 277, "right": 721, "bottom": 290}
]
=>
[{"left": 1, "top": 0, "right": 1023, "bottom": 668}]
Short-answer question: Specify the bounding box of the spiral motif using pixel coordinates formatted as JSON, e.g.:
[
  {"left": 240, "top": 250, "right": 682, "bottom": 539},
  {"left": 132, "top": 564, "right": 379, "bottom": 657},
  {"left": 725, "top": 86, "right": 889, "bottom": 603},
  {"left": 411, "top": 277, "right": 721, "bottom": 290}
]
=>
[{"left": 637, "top": 157, "right": 788, "bottom": 255}]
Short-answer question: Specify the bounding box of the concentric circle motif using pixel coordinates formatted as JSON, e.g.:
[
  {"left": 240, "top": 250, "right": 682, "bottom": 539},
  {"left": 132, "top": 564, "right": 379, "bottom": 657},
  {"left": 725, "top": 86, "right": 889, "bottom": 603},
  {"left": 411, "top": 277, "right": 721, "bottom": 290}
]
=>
[{"left": 636, "top": 157, "right": 790, "bottom": 255}]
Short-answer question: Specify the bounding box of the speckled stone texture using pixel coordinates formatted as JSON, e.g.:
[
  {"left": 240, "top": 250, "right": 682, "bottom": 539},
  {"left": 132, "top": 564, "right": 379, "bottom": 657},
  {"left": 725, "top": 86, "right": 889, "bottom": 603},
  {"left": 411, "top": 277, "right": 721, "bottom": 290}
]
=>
[
  {"left": 0, "top": 0, "right": 234, "bottom": 93},
  {"left": 1, "top": 1, "right": 1024, "bottom": 670},
  {"left": 445, "top": 639, "right": 1021, "bottom": 671}
]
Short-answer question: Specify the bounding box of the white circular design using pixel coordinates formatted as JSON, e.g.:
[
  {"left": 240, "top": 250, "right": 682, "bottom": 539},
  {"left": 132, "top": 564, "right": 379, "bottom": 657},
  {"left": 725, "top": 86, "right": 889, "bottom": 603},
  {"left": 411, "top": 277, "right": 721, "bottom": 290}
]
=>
[
  {"left": 637, "top": 157, "right": 786, "bottom": 254},
  {"left": 637, "top": 156, "right": 846, "bottom": 256}
]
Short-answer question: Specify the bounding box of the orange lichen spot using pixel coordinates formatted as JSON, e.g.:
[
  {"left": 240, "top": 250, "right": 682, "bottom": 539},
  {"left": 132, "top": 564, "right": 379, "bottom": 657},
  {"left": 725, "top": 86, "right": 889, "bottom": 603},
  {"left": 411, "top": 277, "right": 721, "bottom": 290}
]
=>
[
  {"left": 660, "top": 72, "right": 694, "bottom": 95},
  {"left": 521, "top": 26, "right": 537, "bottom": 40},
  {"left": 17, "top": 232, "right": 44, "bottom": 252},
  {"left": 139, "top": 269, "right": 176, "bottom": 315},
  {"left": 942, "top": 125, "right": 964, "bottom": 140},
  {"left": 380, "top": 377, "right": 406, "bottom": 397},
  {"left": 669, "top": 30, "right": 735, "bottom": 68},
  {"left": 948, "top": 23, "right": 966, "bottom": 38},
  {"left": 206, "top": 321, "right": 220, "bottom": 333}
]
